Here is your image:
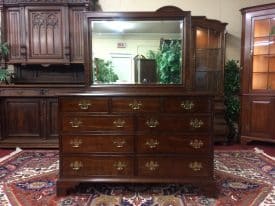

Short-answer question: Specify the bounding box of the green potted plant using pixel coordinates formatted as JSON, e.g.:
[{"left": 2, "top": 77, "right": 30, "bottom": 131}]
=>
[
  {"left": 0, "top": 42, "right": 10, "bottom": 84},
  {"left": 224, "top": 59, "right": 241, "bottom": 143}
]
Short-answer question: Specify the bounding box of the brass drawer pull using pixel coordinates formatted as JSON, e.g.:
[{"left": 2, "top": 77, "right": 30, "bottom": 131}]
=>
[
  {"left": 145, "top": 138, "right": 159, "bottom": 148},
  {"left": 113, "top": 137, "right": 126, "bottom": 148},
  {"left": 145, "top": 161, "right": 159, "bottom": 171},
  {"left": 129, "top": 100, "right": 143, "bottom": 110},
  {"left": 190, "top": 118, "right": 204, "bottom": 128},
  {"left": 189, "top": 139, "right": 204, "bottom": 149},
  {"left": 180, "top": 100, "right": 194, "bottom": 110},
  {"left": 69, "top": 118, "right": 82, "bottom": 128},
  {"left": 70, "top": 138, "right": 83, "bottom": 148},
  {"left": 146, "top": 118, "right": 159, "bottom": 128},
  {"left": 78, "top": 101, "right": 91, "bottom": 110},
  {"left": 189, "top": 161, "right": 203, "bottom": 171},
  {"left": 70, "top": 161, "right": 83, "bottom": 171},
  {"left": 113, "top": 161, "right": 127, "bottom": 171},
  {"left": 113, "top": 119, "right": 126, "bottom": 128}
]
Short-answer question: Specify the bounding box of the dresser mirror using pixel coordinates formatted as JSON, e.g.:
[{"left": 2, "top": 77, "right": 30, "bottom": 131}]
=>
[{"left": 84, "top": 7, "right": 190, "bottom": 86}]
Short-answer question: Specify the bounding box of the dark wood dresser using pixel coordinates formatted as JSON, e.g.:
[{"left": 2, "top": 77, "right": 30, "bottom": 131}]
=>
[{"left": 57, "top": 91, "right": 215, "bottom": 196}]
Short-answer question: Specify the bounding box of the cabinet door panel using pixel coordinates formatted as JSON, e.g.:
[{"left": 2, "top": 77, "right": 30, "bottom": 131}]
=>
[
  {"left": 26, "top": 6, "right": 67, "bottom": 62},
  {"left": 4, "top": 98, "right": 42, "bottom": 138},
  {"left": 249, "top": 99, "right": 273, "bottom": 137},
  {"left": 46, "top": 98, "right": 58, "bottom": 139}
]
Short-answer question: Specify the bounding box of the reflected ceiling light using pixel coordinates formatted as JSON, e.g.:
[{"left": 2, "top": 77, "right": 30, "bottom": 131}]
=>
[
  {"left": 103, "top": 21, "right": 134, "bottom": 32},
  {"left": 254, "top": 40, "right": 274, "bottom": 46}
]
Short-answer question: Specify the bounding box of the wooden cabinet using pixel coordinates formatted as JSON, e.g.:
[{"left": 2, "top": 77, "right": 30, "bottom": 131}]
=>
[
  {"left": 0, "top": 87, "right": 84, "bottom": 148},
  {"left": 57, "top": 93, "right": 215, "bottom": 196},
  {"left": 191, "top": 17, "right": 228, "bottom": 144},
  {"left": 240, "top": 3, "right": 275, "bottom": 144},
  {"left": 4, "top": 1, "right": 88, "bottom": 65},
  {"left": 0, "top": 97, "right": 58, "bottom": 147}
]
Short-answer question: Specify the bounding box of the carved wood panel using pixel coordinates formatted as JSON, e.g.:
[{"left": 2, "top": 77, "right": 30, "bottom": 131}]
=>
[
  {"left": 26, "top": 7, "right": 66, "bottom": 61},
  {"left": 69, "top": 7, "right": 86, "bottom": 63},
  {"left": 6, "top": 7, "right": 24, "bottom": 62}
]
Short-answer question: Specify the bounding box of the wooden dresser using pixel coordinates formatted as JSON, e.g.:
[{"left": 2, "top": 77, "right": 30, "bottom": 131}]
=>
[{"left": 57, "top": 91, "right": 215, "bottom": 196}]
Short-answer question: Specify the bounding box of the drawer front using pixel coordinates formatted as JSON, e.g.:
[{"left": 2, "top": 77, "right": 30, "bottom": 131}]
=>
[
  {"left": 59, "top": 97, "right": 108, "bottom": 112},
  {"left": 163, "top": 97, "right": 211, "bottom": 113},
  {"left": 137, "top": 135, "right": 211, "bottom": 154},
  {"left": 62, "top": 115, "right": 134, "bottom": 132},
  {"left": 137, "top": 156, "right": 211, "bottom": 177},
  {"left": 112, "top": 97, "right": 160, "bottom": 113},
  {"left": 61, "top": 135, "right": 134, "bottom": 153},
  {"left": 137, "top": 115, "right": 211, "bottom": 132},
  {"left": 62, "top": 156, "right": 134, "bottom": 177}
]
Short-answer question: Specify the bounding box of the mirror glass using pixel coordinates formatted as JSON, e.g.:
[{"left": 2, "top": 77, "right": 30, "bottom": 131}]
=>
[{"left": 90, "top": 20, "right": 183, "bottom": 85}]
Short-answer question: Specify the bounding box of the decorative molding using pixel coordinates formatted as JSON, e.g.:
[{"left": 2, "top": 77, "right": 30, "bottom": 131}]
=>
[
  {"left": 1, "top": 0, "right": 89, "bottom": 6},
  {"left": 32, "top": 12, "right": 58, "bottom": 28}
]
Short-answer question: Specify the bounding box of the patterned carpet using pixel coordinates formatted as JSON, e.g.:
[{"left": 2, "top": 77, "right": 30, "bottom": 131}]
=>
[{"left": 0, "top": 148, "right": 274, "bottom": 206}]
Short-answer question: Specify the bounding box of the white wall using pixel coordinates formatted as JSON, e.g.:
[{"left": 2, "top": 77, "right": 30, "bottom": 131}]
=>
[{"left": 98, "top": 0, "right": 275, "bottom": 61}]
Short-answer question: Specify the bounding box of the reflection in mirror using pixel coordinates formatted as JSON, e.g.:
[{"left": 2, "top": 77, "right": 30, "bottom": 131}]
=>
[{"left": 91, "top": 20, "right": 183, "bottom": 84}]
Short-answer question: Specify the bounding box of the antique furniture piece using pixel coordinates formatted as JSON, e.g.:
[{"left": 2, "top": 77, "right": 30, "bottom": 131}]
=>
[
  {"left": 57, "top": 6, "right": 216, "bottom": 196},
  {"left": 0, "top": 0, "right": 89, "bottom": 148},
  {"left": 191, "top": 16, "right": 228, "bottom": 144},
  {"left": 240, "top": 3, "right": 275, "bottom": 144}
]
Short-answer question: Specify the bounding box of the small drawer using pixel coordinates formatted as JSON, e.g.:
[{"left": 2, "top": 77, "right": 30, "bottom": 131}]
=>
[
  {"left": 112, "top": 97, "right": 160, "bottom": 113},
  {"left": 163, "top": 97, "right": 211, "bottom": 113},
  {"left": 59, "top": 97, "right": 108, "bottom": 112},
  {"left": 61, "top": 156, "right": 134, "bottom": 177},
  {"left": 61, "top": 135, "right": 134, "bottom": 153},
  {"left": 137, "top": 115, "right": 211, "bottom": 132},
  {"left": 61, "top": 115, "right": 134, "bottom": 132},
  {"left": 136, "top": 135, "right": 210, "bottom": 153},
  {"left": 137, "top": 156, "right": 211, "bottom": 178}
]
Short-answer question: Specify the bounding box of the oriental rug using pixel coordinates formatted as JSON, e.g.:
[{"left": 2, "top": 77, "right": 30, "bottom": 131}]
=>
[{"left": 0, "top": 148, "right": 274, "bottom": 206}]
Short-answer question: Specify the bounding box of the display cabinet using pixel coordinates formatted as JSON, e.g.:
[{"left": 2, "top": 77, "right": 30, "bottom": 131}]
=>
[
  {"left": 191, "top": 17, "right": 228, "bottom": 143},
  {"left": 240, "top": 3, "right": 275, "bottom": 144}
]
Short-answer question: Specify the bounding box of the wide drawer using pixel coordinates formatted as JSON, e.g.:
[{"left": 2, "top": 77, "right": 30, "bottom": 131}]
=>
[
  {"left": 137, "top": 115, "right": 211, "bottom": 132},
  {"left": 163, "top": 97, "right": 211, "bottom": 113},
  {"left": 61, "top": 135, "right": 134, "bottom": 153},
  {"left": 61, "top": 156, "right": 134, "bottom": 177},
  {"left": 112, "top": 97, "right": 160, "bottom": 113},
  {"left": 59, "top": 97, "right": 108, "bottom": 112},
  {"left": 61, "top": 115, "right": 134, "bottom": 132},
  {"left": 136, "top": 135, "right": 211, "bottom": 153},
  {"left": 137, "top": 156, "right": 212, "bottom": 177}
]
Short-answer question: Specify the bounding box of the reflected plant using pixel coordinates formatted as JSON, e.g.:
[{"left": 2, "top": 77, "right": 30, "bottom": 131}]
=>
[
  {"left": 0, "top": 42, "right": 10, "bottom": 83},
  {"left": 147, "top": 39, "right": 181, "bottom": 84},
  {"left": 93, "top": 58, "right": 118, "bottom": 83}
]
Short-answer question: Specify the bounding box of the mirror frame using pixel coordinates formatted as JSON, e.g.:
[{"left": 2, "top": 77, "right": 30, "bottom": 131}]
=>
[{"left": 83, "top": 6, "right": 191, "bottom": 89}]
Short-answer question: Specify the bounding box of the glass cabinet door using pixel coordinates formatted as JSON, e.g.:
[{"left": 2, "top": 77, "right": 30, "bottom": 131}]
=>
[
  {"left": 194, "top": 27, "right": 223, "bottom": 92},
  {"left": 252, "top": 17, "right": 275, "bottom": 90}
]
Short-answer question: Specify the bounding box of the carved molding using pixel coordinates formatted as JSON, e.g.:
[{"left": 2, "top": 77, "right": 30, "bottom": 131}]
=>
[
  {"left": 2, "top": 0, "right": 89, "bottom": 6},
  {"left": 32, "top": 12, "right": 58, "bottom": 28}
]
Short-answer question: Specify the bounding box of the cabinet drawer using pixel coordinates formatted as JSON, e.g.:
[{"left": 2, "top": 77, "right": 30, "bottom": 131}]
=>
[
  {"left": 61, "top": 156, "right": 134, "bottom": 177},
  {"left": 61, "top": 135, "right": 134, "bottom": 153},
  {"left": 112, "top": 97, "right": 160, "bottom": 113},
  {"left": 61, "top": 115, "right": 134, "bottom": 132},
  {"left": 137, "top": 135, "right": 210, "bottom": 153},
  {"left": 137, "top": 156, "right": 211, "bottom": 178},
  {"left": 59, "top": 97, "right": 108, "bottom": 112},
  {"left": 137, "top": 115, "right": 211, "bottom": 132},
  {"left": 163, "top": 97, "right": 211, "bottom": 113}
]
